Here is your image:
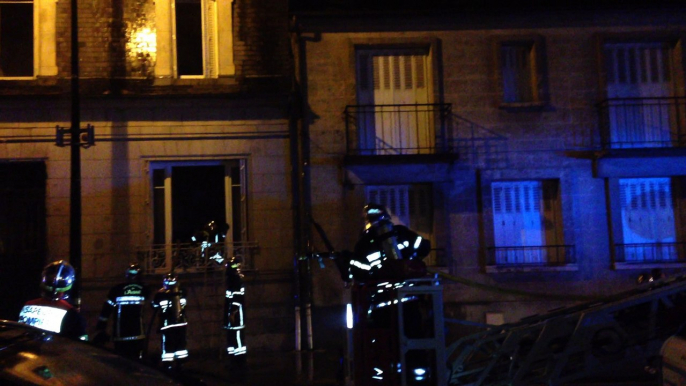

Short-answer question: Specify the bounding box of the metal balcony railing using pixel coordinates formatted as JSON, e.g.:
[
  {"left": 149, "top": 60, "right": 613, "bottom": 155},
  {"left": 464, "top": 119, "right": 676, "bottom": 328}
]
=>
[
  {"left": 597, "top": 97, "right": 686, "bottom": 149},
  {"left": 344, "top": 103, "right": 453, "bottom": 156},
  {"left": 486, "top": 245, "right": 576, "bottom": 267},
  {"left": 136, "top": 241, "right": 259, "bottom": 274},
  {"left": 615, "top": 242, "right": 686, "bottom": 264}
]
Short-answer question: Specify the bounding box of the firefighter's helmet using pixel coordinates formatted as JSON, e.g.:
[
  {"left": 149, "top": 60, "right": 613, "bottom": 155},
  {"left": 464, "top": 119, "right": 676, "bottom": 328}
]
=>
[
  {"left": 126, "top": 263, "right": 141, "bottom": 281},
  {"left": 162, "top": 273, "right": 178, "bottom": 290},
  {"left": 41, "top": 260, "right": 75, "bottom": 300}
]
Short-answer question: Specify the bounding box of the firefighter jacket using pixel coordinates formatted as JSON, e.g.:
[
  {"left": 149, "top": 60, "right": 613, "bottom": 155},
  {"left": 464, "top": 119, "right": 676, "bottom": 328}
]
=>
[
  {"left": 350, "top": 224, "right": 431, "bottom": 284},
  {"left": 97, "top": 282, "right": 150, "bottom": 341},
  {"left": 152, "top": 287, "right": 187, "bottom": 331},
  {"left": 19, "top": 298, "right": 87, "bottom": 340}
]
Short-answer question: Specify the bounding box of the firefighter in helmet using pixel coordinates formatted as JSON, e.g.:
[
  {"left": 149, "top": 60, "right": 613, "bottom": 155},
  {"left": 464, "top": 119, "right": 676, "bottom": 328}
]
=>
[
  {"left": 18, "top": 260, "right": 88, "bottom": 341},
  {"left": 348, "top": 203, "right": 430, "bottom": 284},
  {"left": 152, "top": 273, "right": 188, "bottom": 369},
  {"left": 94, "top": 263, "right": 150, "bottom": 359},
  {"left": 346, "top": 203, "right": 432, "bottom": 385},
  {"left": 224, "top": 255, "right": 247, "bottom": 362}
]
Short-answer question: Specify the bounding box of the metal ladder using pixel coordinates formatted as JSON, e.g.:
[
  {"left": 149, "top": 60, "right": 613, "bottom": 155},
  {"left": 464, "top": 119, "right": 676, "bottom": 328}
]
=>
[{"left": 447, "top": 274, "right": 686, "bottom": 386}]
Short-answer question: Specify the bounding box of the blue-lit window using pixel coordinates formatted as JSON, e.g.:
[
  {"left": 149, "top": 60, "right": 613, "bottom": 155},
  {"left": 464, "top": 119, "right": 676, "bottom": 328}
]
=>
[
  {"left": 618, "top": 178, "right": 677, "bottom": 262},
  {"left": 490, "top": 180, "right": 564, "bottom": 265},
  {"left": 604, "top": 42, "right": 674, "bottom": 148},
  {"left": 0, "top": 0, "right": 33, "bottom": 77}
]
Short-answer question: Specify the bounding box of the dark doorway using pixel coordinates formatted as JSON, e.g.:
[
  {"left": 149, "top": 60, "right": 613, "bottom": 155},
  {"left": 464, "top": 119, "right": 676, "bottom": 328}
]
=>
[{"left": 0, "top": 162, "right": 46, "bottom": 319}]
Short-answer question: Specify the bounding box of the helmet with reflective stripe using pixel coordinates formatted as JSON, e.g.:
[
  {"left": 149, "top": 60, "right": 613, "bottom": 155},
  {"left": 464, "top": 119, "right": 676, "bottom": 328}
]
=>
[
  {"left": 163, "top": 273, "right": 178, "bottom": 290},
  {"left": 126, "top": 263, "right": 141, "bottom": 281},
  {"left": 363, "top": 203, "right": 391, "bottom": 228},
  {"left": 41, "top": 260, "right": 75, "bottom": 300}
]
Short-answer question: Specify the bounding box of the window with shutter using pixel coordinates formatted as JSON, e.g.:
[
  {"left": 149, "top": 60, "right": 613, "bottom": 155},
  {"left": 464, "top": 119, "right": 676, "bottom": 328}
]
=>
[
  {"left": 156, "top": 0, "right": 233, "bottom": 79},
  {"left": 365, "top": 184, "right": 433, "bottom": 237},
  {"left": 490, "top": 180, "right": 564, "bottom": 265},
  {"left": 604, "top": 42, "right": 675, "bottom": 148},
  {"left": 356, "top": 49, "right": 433, "bottom": 154},
  {"left": 619, "top": 178, "right": 676, "bottom": 261}
]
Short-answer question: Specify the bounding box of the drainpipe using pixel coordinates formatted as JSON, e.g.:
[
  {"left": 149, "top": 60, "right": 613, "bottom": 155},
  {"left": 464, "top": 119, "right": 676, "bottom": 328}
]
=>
[
  {"left": 69, "top": 0, "right": 83, "bottom": 305},
  {"left": 289, "top": 16, "right": 306, "bottom": 352},
  {"left": 289, "top": 15, "right": 316, "bottom": 352}
]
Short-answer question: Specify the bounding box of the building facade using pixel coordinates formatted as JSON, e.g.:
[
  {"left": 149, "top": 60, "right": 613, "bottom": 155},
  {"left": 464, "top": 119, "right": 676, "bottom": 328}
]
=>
[
  {"left": 290, "top": 0, "right": 686, "bottom": 347},
  {"left": 0, "top": 0, "right": 296, "bottom": 352}
]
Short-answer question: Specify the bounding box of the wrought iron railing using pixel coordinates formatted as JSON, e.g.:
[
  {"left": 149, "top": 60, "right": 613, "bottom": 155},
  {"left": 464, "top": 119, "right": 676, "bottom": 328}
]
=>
[
  {"left": 486, "top": 245, "right": 576, "bottom": 267},
  {"left": 615, "top": 242, "right": 686, "bottom": 264},
  {"left": 597, "top": 97, "right": 686, "bottom": 149},
  {"left": 136, "top": 241, "right": 259, "bottom": 274},
  {"left": 344, "top": 103, "right": 453, "bottom": 156}
]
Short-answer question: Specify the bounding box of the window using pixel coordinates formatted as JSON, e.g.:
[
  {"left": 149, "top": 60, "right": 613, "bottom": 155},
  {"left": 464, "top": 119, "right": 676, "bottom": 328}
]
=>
[
  {"left": 150, "top": 160, "right": 246, "bottom": 246},
  {"left": 155, "top": 0, "right": 234, "bottom": 78},
  {"left": 0, "top": 0, "right": 56, "bottom": 78},
  {"left": 489, "top": 180, "right": 566, "bottom": 265},
  {"left": 0, "top": 0, "right": 32, "bottom": 77},
  {"left": 365, "top": 184, "right": 435, "bottom": 262},
  {"left": 494, "top": 37, "right": 546, "bottom": 107},
  {"left": 615, "top": 177, "right": 682, "bottom": 263},
  {"left": 356, "top": 48, "right": 434, "bottom": 154},
  {"left": 603, "top": 41, "right": 676, "bottom": 148}
]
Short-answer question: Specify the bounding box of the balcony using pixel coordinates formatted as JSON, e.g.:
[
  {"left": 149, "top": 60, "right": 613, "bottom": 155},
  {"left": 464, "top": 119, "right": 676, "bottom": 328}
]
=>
[
  {"left": 136, "top": 241, "right": 259, "bottom": 274},
  {"left": 615, "top": 242, "right": 686, "bottom": 265},
  {"left": 598, "top": 97, "right": 686, "bottom": 149},
  {"left": 344, "top": 103, "right": 454, "bottom": 156},
  {"left": 486, "top": 245, "right": 576, "bottom": 270}
]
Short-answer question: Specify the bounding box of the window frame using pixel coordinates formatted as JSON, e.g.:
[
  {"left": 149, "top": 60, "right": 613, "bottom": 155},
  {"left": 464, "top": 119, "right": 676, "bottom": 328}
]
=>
[
  {"left": 484, "top": 179, "right": 572, "bottom": 270},
  {"left": 492, "top": 35, "right": 548, "bottom": 109},
  {"left": 609, "top": 176, "right": 686, "bottom": 268},
  {"left": 155, "top": 0, "right": 235, "bottom": 80},
  {"left": 0, "top": 0, "right": 57, "bottom": 79},
  {"left": 147, "top": 159, "right": 248, "bottom": 248}
]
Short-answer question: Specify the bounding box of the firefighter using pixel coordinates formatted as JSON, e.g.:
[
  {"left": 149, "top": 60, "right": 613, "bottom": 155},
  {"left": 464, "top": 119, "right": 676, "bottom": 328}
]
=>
[
  {"left": 94, "top": 263, "right": 150, "bottom": 360},
  {"left": 18, "top": 260, "right": 88, "bottom": 341},
  {"left": 346, "top": 203, "right": 432, "bottom": 385},
  {"left": 152, "top": 273, "right": 188, "bottom": 369},
  {"left": 348, "top": 203, "right": 430, "bottom": 284},
  {"left": 191, "top": 220, "right": 230, "bottom": 265},
  {"left": 224, "top": 255, "right": 247, "bottom": 362}
]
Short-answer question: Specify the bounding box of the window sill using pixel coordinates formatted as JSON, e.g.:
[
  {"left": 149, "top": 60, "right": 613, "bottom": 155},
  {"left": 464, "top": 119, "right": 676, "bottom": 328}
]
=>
[
  {"left": 485, "top": 264, "right": 578, "bottom": 274},
  {"left": 614, "top": 262, "right": 686, "bottom": 270},
  {"left": 498, "top": 101, "right": 548, "bottom": 112}
]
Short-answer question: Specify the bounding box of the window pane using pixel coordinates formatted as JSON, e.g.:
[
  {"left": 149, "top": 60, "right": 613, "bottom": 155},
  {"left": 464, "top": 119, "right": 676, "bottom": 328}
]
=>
[
  {"left": 171, "top": 165, "right": 226, "bottom": 242},
  {"left": 501, "top": 43, "right": 533, "bottom": 103},
  {"left": 176, "top": 0, "right": 203, "bottom": 76},
  {"left": 0, "top": 3, "right": 33, "bottom": 77}
]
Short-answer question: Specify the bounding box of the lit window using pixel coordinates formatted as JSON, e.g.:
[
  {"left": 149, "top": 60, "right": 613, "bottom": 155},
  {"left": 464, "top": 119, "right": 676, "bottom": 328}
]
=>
[
  {"left": 0, "top": 0, "right": 56, "bottom": 78},
  {"left": 155, "top": 0, "right": 235, "bottom": 78}
]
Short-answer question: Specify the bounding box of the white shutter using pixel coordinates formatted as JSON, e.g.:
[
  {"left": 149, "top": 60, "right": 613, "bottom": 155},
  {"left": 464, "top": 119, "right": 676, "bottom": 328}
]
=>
[
  {"left": 203, "top": 0, "right": 218, "bottom": 78},
  {"left": 356, "top": 50, "right": 432, "bottom": 154},
  {"left": 366, "top": 185, "right": 410, "bottom": 226},
  {"left": 619, "top": 178, "right": 676, "bottom": 261},
  {"left": 605, "top": 42, "right": 673, "bottom": 148},
  {"left": 492, "top": 181, "right": 544, "bottom": 263}
]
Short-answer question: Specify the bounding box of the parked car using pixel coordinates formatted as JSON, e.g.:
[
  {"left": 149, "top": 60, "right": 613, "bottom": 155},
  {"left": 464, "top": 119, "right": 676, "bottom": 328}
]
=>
[{"left": 0, "top": 320, "right": 186, "bottom": 385}]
